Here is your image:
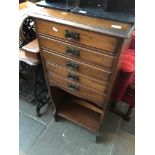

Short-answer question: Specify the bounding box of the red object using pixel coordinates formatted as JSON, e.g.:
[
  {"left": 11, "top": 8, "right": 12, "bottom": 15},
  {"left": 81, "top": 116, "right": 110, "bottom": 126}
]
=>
[
  {"left": 113, "top": 40, "right": 135, "bottom": 108},
  {"left": 122, "top": 75, "right": 135, "bottom": 108},
  {"left": 121, "top": 49, "right": 135, "bottom": 72},
  {"left": 113, "top": 71, "right": 134, "bottom": 101},
  {"left": 129, "top": 31, "right": 135, "bottom": 49}
]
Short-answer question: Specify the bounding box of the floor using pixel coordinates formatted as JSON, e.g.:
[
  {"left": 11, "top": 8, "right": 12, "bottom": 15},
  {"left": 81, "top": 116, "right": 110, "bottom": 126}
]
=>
[{"left": 19, "top": 97, "right": 135, "bottom": 155}]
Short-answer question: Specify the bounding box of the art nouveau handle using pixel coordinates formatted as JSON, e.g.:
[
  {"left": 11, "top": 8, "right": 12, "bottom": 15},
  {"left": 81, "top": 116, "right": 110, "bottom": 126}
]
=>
[
  {"left": 66, "top": 47, "right": 80, "bottom": 57},
  {"left": 67, "top": 73, "right": 79, "bottom": 81},
  {"left": 68, "top": 83, "right": 79, "bottom": 91},
  {"left": 66, "top": 61, "right": 79, "bottom": 70},
  {"left": 65, "top": 30, "right": 80, "bottom": 41}
]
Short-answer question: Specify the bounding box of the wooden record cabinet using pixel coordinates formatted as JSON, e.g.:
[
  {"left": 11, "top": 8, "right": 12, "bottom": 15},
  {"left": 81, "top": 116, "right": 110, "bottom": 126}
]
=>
[{"left": 30, "top": 7, "right": 134, "bottom": 140}]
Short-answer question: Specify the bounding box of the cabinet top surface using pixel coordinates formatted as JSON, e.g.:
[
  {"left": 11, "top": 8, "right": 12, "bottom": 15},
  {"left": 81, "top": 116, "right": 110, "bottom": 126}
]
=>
[{"left": 29, "top": 5, "right": 134, "bottom": 38}]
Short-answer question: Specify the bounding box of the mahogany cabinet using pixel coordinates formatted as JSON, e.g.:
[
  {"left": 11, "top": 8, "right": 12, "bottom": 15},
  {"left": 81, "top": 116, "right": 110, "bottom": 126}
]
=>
[{"left": 30, "top": 8, "right": 134, "bottom": 140}]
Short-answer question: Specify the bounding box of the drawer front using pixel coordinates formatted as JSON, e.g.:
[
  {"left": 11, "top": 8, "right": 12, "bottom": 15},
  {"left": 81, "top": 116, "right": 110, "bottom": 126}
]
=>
[
  {"left": 39, "top": 36, "right": 115, "bottom": 69},
  {"left": 42, "top": 49, "right": 111, "bottom": 82},
  {"left": 36, "top": 19, "right": 119, "bottom": 53},
  {"left": 48, "top": 72, "right": 105, "bottom": 107},
  {"left": 45, "top": 61, "right": 108, "bottom": 95}
]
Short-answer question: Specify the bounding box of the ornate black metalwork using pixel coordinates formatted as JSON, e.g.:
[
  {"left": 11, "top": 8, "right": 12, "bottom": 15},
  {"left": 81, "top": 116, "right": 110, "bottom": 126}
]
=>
[
  {"left": 20, "top": 17, "right": 36, "bottom": 43},
  {"left": 19, "top": 61, "right": 51, "bottom": 117},
  {"left": 66, "top": 61, "right": 79, "bottom": 70},
  {"left": 65, "top": 30, "right": 80, "bottom": 41},
  {"left": 19, "top": 16, "right": 51, "bottom": 117},
  {"left": 66, "top": 47, "right": 80, "bottom": 57},
  {"left": 68, "top": 83, "right": 79, "bottom": 91},
  {"left": 36, "top": 89, "right": 51, "bottom": 117},
  {"left": 34, "top": 65, "right": 52, "bottom": 117},
  {"left": 67, "top": 72, "right": 79, "bottom": 81}
]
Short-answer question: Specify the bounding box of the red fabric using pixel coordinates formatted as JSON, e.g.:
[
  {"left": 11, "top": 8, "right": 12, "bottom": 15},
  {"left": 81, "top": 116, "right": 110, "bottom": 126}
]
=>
[
  {"left": 113, "top": 45, "right": 135, "bottom": 107},
  {"left": 122, "top": 72, "right": 135, "bottom": 107},
  {"left": 113, "top": 71, "right": 134, "bottom": 101},
  {"left": 129, "top": 31, "right": 135, "bottom": 49},
  {"left": 121, "top": 49, "right": 135, "bottom": 72}
]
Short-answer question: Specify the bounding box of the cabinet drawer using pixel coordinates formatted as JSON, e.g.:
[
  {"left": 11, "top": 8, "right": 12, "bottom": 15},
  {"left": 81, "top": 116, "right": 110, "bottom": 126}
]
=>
[
  {"left": 39, "top": 36, "right": 115, "bottom": 70},
  {"left": 36, "top": 19, "right": 119, "bottom": 53},
  {"left": 42, "top": 49, "right": 111, "bottom": 82},
  {"left": 45, "top": 61, "right": 108, "bottom": 95},
  {"left": 48, "top": 72, "right": 105, "bottom": 107}
]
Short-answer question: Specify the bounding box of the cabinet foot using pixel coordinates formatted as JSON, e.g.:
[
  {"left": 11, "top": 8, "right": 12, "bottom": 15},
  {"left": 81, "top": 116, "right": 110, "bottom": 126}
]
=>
[
  {"left": 95, "top": 134, "right": 102, "bottom": 143},
  {"left": 54, "top": 114, "right": 59, "bottom": 122}
]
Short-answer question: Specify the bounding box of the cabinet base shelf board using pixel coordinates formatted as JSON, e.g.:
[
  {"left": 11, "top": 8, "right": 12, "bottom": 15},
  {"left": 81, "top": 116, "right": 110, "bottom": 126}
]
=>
[{"left": 57, "top": 101, "right": 101, "bottom": 132}]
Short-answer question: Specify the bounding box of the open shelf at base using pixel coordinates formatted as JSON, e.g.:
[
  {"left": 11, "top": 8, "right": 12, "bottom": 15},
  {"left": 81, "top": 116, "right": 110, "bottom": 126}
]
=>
[
  {"left": 50, "top": 86, "right": 103, "bottom": 132},
  {"left": 57, "top": 98, "right": 102, "bottom": 132}
]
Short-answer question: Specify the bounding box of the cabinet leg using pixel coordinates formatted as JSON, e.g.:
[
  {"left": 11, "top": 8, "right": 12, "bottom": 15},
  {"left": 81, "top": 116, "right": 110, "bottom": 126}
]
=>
[
  {"left": 96, "top": 133, "right": 104, "bottom": 143},
  {"left": 31, "top": 66, "right": 38, "bottom": 105},
  {"left": 96, "top": 135, "right": 100, "bottom": 143},
  {"left": 36, "top": 102, "right": 43, "bottom": 117},
  {"left": 122, "top": 106, "right": 133, "bottom": 121},
  {"left": 54, "top": 113, "right": 59, "bottom": 122}
]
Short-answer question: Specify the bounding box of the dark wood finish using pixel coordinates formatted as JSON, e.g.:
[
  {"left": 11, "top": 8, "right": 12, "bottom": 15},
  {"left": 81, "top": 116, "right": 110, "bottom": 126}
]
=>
[
  {"left": 70, "top": 97, "right": 103, "bottom": 114},
  {"left": 48, "top": 72, "right": 106, "bottom": 107},
  {"left": 30, "top": 7, "right": 134, "bottom": 138},
  {"left": 50, "top": 82, "right": 105, "bottom": 108},
  {"left": 58, "top": 102, "right": 101, "bottom": 132},
  {"left": 42, "top": 49, "right": 111, "bottom": 82},
  {"left": 35, "top": 19, "right": 119, "bottom": 53},
  {"left": 30, "top": 8, "right": 133, "bottom": 38},
  {"left": 39, "top": 35, "right": 115, "bottom": 69},
  {"left": 58, "top": 98, "right": 102, "bottom": 132},
  {"left": 45, "top": 61, "right": 108, "bottom": 94},
  {"left": 36, "top": 8, "right": 131, "bottom": 31}
]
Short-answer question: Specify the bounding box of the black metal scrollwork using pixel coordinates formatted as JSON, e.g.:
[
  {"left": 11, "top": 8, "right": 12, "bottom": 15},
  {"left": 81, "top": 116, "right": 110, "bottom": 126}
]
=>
[
  {"left": 66, "top": 47, "right": 80, "bottom": 57},
  {"left": 65, "top": 30, "right": 80, "bottom": 41},
  {"left": 68, "top": 83, "right": 79, "bottom": 91},
  {"left": 66, "top": 61, "right": 79, "bottom": 70},
  {"left": 67, "top": 73, "right": 79, "bottom": 81}
]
